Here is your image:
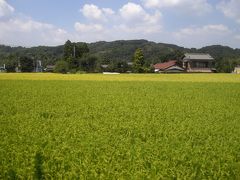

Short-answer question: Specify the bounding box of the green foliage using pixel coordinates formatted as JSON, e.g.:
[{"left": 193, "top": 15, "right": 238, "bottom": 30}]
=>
[
  {"left": 1, "top": 40, "right": 240, "bottom": 73},
  {"left": 63, "top": 40, "right": 90, "bottom": 60},
  {"left": 133, "top": 48, "right": 145, "bottom": 73},
  {"left": 4, "top": 55, "right": 17, "bottom": 72},
  {"left": 63, "top": 40, "right": 90, "bottom": 70},
  {"left": 161, "top": 50, "right": 185, "bottom": 62},
  {"left": 216, "top": 57, "right": 240, "bottom": 73},
  {"left": 63, "top": 40, "right": 73, "bottom": 59},
  {"left": 103, "top": 61, "right": 130, "bottom": 73},
  {"left": 0, "top": 75, "right": 240, "bottom": 178},
  {"left": 79, "top": 56, "right": 97, "bottom": 72},
  {"left": 76, "top": 42, "right": 89, "bottom": 57},
  {"left": 54, "top": 60, "right": 69, "bottom": 74},
  {"left": 19, "top": 56, "right": 34, "bottom": 72}
]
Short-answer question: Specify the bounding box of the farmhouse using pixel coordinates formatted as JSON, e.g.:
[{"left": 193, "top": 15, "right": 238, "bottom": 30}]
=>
[
  {"left": 153, "top": 60, "right": 184, "bottom": 73},
  {"left": 44, "top": 65, "right": 55, "bottom": 72},
  {"left": 182, "top": 53, "right": 215, "bottom": 73}
]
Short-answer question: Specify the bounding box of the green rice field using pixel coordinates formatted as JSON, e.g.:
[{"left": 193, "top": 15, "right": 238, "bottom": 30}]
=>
[{"left": 0, "top": 73, "right": 240, "bottom": 179}]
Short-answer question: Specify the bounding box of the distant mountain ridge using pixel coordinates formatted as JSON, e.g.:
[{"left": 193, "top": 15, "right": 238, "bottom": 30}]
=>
[{"left": 1, "top": 40, "right": 240, "bottom": 66}]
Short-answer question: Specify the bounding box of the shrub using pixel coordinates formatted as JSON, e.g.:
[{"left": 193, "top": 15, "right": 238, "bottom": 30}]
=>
[{"left": 54, "top": 60, "right": 69, "bottom": 74}]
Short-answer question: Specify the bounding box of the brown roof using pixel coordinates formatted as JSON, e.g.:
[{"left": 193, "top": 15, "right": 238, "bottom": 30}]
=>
[{"left": 154, "top": 60, "right": 177, "bottom": 70}]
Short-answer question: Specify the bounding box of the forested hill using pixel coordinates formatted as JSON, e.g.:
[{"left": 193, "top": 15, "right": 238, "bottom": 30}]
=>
[
  {"left": 1, "top": 40, "right": 240, "bottom": 66},
  {"left": 87, "top": 40, "right": 186, "bottom": 64}
]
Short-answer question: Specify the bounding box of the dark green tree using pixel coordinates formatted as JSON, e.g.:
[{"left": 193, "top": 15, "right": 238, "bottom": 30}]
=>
[
  {"left": 63, "top": 41, "right": 90, "bottom": 70},
  {"left": 75, "top": 43, "right": 89, "bottom": 58},
  {"left": 161, "top": 50, "right": 184, "bottom": 62},
  {"left": 4, "top": 55, "right": 18, "bottom": 72},
  {"left": 79, "top": 56, "right": 97, "bottom": 72},
  {"left": 133, "top": 48, "right": 145, "bottom": 73},
  {"left": 19, "top": 56, "right": 34, "bottom": 72},
  {"left": 216, "top": 57, "right": 238, "bottom": 73},
  {"left": 64, "top": 40, "right": 73, "bottom": 59},
  {"left": 64, "top": 41, "right": 78, "bottom": 69},
  {"left": 54, "top": 60, "right": 69, "bottom": 74}
]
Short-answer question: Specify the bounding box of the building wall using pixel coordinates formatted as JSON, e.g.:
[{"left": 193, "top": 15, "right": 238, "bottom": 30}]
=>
[
  {"left": 185, "top": 60, "right": 214, "bottom": 72},
  {"left": 234, "top": 68, "right": 240, "bottom": 74}
]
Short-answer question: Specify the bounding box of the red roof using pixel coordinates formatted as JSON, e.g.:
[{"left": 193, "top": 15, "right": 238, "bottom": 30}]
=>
[{"left": 154, "top": 60, "right": 177, "bottom": 70}]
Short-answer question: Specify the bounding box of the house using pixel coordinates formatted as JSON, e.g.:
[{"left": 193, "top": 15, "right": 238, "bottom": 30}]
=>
[
  {"left": 182, "top": 53, "right": 215, "bottom": 73},
  {"left": 233, "top": 66, "right": 240, "bottom": 74},
  {"left": 153, "top": 60, "right": 184, "bottom": 73},
  {"left": 44, "top": 65, "right": 55, "bottom": 72}
]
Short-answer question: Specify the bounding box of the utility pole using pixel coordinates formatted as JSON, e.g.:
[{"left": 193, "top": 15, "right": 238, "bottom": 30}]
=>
[{"left": 73, "top": 45, "right": 76, "bottom": 58}]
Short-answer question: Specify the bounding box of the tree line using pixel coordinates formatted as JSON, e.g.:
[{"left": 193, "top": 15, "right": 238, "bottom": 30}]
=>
[
  {"left": 0, "top": 40, "right": 240, "bottom": 73},
  {"left": 54, "top": 41, "right": 154, "bottom": 73}
]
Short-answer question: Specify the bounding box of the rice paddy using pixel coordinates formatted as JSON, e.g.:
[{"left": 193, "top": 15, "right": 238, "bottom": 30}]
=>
[{"left": 0, "top": 73, "right": 240, "bottom": 179}]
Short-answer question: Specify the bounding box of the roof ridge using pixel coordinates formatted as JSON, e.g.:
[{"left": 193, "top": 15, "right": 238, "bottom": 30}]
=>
[{"left": 185, "top": 53, "right": 210, "bottom": 55}]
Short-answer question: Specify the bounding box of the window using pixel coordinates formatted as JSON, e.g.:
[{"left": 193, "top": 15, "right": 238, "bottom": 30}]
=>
[{"left": 191, "top": 61, "right": 209, "bottom": 68}]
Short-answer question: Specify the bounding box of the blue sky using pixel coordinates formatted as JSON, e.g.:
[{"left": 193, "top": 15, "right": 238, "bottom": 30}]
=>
[{"left": 1, "top": 0, "right": 240, "bottom": 48}]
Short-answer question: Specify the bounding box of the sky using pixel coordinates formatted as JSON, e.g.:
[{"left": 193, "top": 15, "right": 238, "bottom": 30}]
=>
[{"left": 0, "top": 0, "right": 239, "bottom": 48}]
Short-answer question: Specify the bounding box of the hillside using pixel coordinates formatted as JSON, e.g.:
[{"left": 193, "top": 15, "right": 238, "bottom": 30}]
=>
[
  {"left": 0, "top": 40, "right": 240, "bottom": 66},
  {"left": 88, "top": 40, "right": 186, "bottom": 64}
]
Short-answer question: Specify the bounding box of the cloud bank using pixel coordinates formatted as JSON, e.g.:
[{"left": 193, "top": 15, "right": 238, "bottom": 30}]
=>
[{"left": 0, "top": 0, "right": 239, "bottom": 48}]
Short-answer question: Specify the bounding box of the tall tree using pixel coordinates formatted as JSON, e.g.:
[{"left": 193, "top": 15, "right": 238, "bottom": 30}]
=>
[
  {"left": 64, "top": 40, "right": 73, "bottom": 59},
  {"left": 19, "top": 56, "right": 34, "bottom": 72},
  {"left": 74, "top": 43, "right": 89, "bottom": 58},
  {"left": 133, "top": 48, "right": 145, "bottom": 73},
  {"left": 63, "top": 41, "right": 90, "bottom": 70},
  {"left": 4, "top": 55, "right": 18, "bottom": 72}
]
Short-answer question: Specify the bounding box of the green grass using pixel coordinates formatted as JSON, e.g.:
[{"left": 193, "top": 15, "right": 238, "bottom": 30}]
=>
[{"left": 0, "top": 74, "right": 240, "bottom": 179}]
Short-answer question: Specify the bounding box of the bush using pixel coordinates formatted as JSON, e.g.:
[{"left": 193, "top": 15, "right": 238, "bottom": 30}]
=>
[
  {"left": 69, "top": 69, "right": 77, "bottom": 74},
  {"left": 54, "top": 60, "right": 69, "bottom": 74},
  {"left": 76, "top": 71, "right": 87, "bottom": 74}
]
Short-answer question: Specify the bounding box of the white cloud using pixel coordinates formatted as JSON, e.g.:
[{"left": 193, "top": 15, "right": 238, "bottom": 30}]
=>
[
  {"left": 120, "top": 2, "right": 146, "bottom": 21},
  {"left": 1, "top": 1, "right": 239, "bottom": 48},
  {"left": 143, "top": 0, "right": 212, "bottom": 15},
  {"left": 81, "top": 4, "right": 103, "bottom": 20},
  {"left": 102, "top": 8, "right": 115, "bottom": 16},
  {"left": 0, "top": 17, "right": 69, "bottom": 46},
  {"left": 235, "top": 35, "right": 240, "bottom": 40},
  {"left": 73, "top": 22, "right": 110, "bottom": 42},
  {"left": 115, "top": 23, "right": 161, "bottom": 34},
  {"left": 0, "top": 1, "right": 69, "bottom": 46},
  {"left": 217, "top": 0, "right": 240, "bottom": 24},
  {"left": 173, "top": 24, "right": 232, "bottom": 47},
  {"left": 119, "top": 2, "right": 161, "bottom": 23},
  {"left": 80, "top": 4, "right": 114, "bottom": 21},
  {"left": 0, "top": 0, "right": 14, "bottom": 17},
  {"left": 144, "top": 0, "right": 182, "bottom": 8},
  {"left": 175, "top": 24, "right": 231, "bottom": 37},
  {"left": 74, "top": 2, "right": 163, "bottom": 42},
  {"left": 74, "top": 22, "right": 104, "bottom": 33},
  {"left": 118, "top": 2, "right": 162, "bottom": 33}
]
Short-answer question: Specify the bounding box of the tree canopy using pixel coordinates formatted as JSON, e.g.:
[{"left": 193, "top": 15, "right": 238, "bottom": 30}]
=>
[
  {"left": 133, "top": 48, "right": 145, "bottom": 73},
  {"left": 54, "top": 60, "right": 69, "bottom": 74},
  {"left": 19, "top": 56, "right": 34, "bottom": 72}
]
